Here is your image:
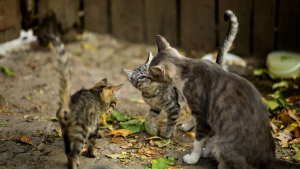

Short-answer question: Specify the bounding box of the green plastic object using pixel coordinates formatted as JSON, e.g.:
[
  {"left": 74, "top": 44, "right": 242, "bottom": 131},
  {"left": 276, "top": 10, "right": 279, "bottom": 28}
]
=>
[{"left": 267, "top": 51, "right": 300, "bottom": 78}]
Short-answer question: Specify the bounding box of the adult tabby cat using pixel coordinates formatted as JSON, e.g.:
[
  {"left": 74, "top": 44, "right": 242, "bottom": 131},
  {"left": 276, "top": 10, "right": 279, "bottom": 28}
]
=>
[
  {"left": 45, "top": 34, "right": 123, "bottom": 169},
  {"left": 146, "top": 10, "right": 299, "bottom": 169},
  {"left": 123, "top": 10, "right": 238, "bottom": 139}
]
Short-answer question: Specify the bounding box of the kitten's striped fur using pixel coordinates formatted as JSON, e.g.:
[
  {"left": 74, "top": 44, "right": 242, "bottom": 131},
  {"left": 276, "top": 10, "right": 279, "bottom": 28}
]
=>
[
  {"left": 45, "top": 34, "right": 123, "bottom": 169},
  {"left": 123, "top": 52, "right": 184, "bottom": 138}
]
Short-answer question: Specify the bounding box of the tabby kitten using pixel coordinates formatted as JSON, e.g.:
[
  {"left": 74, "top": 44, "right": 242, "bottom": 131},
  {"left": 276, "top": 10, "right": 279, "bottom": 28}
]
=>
[
  {"left": 123, "top": 10, "right": 238, "bottom": 139},
  {"left": 45, "top": 34, "right": 123, "bottom": 169},
  {"left": 123, "top": 51, "right": 184, "bottom": 138},
  {"left": 147, "top": 10, "right": 299, "bottom": 169}
]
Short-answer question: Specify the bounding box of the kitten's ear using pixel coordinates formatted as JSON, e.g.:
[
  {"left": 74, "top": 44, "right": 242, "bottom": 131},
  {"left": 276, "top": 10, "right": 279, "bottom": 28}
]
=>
[
  {"left": 93, "top": 78, "right": 108, "bottom": 88},
  {"left": 112, "top": 84, "right": 124, "bottom": 95},
  {"left": 156, "top": 35, "right": 170, "bottom": 52},
  {"left": 145, "top": 51, "right": 154, "bottom": 66},
  {"left": 122, "top": 69, "right": 134, "bottom": 82},
  {"left": 150, "top": 65, "right": 165, "bottom": 76}
]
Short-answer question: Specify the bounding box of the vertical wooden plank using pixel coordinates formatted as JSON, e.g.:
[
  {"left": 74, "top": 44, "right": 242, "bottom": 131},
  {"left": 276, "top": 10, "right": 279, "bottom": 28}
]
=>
[
  {"left": 145, "top": 0, "right": 177, "bottom": 46},
  {"left": 0, "top": 0, "right": 21, "bottom": 43},
  {"left": 278, "top": 0, "right": 300, "bottom": 52},
  {"left": 181, "top": 0, "right": 215, "bottom": 51},
  {"left": 219, "top": 0, "right": 252, "bottom": 56},
  {"left": 111, "top": 0, "right": 144, "bottom": 42},
  {"left": 84, "top": 0, "right": 107, "bottom": 33},
  {"left": 253, "top": 0, "right": 276, "bottom": 66}
]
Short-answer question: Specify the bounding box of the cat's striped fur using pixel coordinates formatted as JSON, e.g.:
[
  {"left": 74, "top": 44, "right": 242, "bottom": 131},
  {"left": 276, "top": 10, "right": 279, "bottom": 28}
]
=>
[
  {"left": 123, "top": 52, "right": 184, "bottom": 138},
  {"left": 45, "top": 34, "right": 123, "bottom": 169}
]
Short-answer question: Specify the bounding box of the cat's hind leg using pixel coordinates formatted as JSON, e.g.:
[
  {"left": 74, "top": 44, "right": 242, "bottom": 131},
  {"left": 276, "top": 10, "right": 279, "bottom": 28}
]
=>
[
  {"left": 147, "top": 108, "right": 160, "bottom": 136},
  {"left": 86, "top": 130, "right": 97, "bottom": 158},
  {"left": 68, "top": 137, "right": 84, "bottom": 169},
  {"left": 180, "top": 118, "right": 195, "bottom": 132}
]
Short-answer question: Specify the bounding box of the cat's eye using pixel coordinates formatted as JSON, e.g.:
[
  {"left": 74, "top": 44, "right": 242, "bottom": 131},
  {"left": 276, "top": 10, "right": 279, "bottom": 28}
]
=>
[{"left": 139, "top": 76, "right": 145, "bottom": 79}]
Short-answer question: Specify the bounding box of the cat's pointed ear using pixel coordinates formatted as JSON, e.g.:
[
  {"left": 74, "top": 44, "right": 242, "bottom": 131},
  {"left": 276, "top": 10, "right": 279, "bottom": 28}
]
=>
[
  {"left": 150, "top": 65, "right": 165, "bottom": 76},
  {"left": 112, "top": 84, "right": 124, "bottom": 95},
  {"left": 122, "top": 69, "right": 134, "bottom": 82},
  {"left": 145, "top": 51, "right": 154, "bottom": 66},
  {"left": 93, "top": 78, "right": 107, "bottom": 88},
  {"left": 156, "top": 35, "right": 170, "bottom": 52}
]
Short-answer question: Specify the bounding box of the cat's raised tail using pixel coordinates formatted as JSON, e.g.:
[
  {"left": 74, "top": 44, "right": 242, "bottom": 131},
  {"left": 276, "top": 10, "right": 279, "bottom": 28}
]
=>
[
  {"left": 44, "top": 34, "right": 71, "bottom": 124},
  {"left": 216, "top": 10, "right": 239, "bottom": 69}
]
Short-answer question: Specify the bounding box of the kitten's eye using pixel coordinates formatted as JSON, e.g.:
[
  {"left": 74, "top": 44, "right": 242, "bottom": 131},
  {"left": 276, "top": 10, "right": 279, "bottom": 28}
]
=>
[{"left": 139, "top": 76, "right": 145, "bottom": 79}]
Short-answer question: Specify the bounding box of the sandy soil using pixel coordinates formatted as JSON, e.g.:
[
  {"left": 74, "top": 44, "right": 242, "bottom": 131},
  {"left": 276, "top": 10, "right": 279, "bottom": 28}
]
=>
[{"left": 0, "top": 33, "right": 298, "bottom": 169}]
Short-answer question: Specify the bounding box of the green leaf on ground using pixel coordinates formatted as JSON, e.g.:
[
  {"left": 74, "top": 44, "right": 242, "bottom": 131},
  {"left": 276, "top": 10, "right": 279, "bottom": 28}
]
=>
[
  {"left": 112, "top": 110, "right": 131, "bottom": 122},
  {"left": 268, "top": 90, "right": 283, "bottom": 99},
  {"left": 265, "top": 101, "right": 279, "bottom": 111},
  {"left": 150, "top": 156, "right": 177, "bottom": 169},
  {"left": 106, "top": 116, "right": 114, "bottom": 123},
  {"left": 51, "top": 117, "right": 58, "bottom": 122},
  {"left": 154, "top": 139, "right": 171, "bottom": 148},
  {"left": 272, "top": 81, "right": 289, "bottom": 90},
  {"left": 276, "top": 97, "right": 287, "bottom": 108},
  {"left": 26, "top": 96, "right": 32, "bottom": 101},
  {"left": 130, "top": 98, "right": 140, "bottom": 102},
  {"left": 292, "top": 150, "right": 300, "bottom": 159},
  {"left": 39, "top": 89, "right": 45, "bottom": 94},
  {"left": 145, "top": 120, "right": 151, "bottom": 135},
  {"left": 291, "top": 144, "right": 300, "bottom": 149},
  {"left": 119, "top": 119, "right": 146, "bottom": 134},
  {"left": 0, "top": 66, "right": 14, "bottom": 76},
  {"left": 0, "top": 121, "right": 7, "bottom": 125},
  {"left": 101, "top": 124, "right": 112, "bottom": 129},
  {"left": 106, "top": 154, "right": 129, "bottom": 159},
  {"left": 253, "top": 68, "right": 276, "bottom": 79}
]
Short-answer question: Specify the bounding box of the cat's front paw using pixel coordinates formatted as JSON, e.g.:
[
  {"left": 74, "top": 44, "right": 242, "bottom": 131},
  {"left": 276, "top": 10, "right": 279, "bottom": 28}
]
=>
[
  {"left": 181, "top": 124, "right": 193, "bottom": 132},
  {"left": 149, "top": 126, "right": 158, "bottom": 136},
  {"left": 159, "top": 130, "right": 173, "bottom": 139},
  {"left": 86, "top": 150, "right": 97, "bottom": 158},
  {"left": 183, "top": 154, "right": 199, "bottom": 164}
]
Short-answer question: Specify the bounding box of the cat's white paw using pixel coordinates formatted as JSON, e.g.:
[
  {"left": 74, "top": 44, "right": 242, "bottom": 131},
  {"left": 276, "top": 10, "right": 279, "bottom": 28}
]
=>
[
  {"left": 183, "top": 154, "right": 199, "bottom": 164},
  {"left": 181, "top": 124, "right": 192, "bottom": 132}
]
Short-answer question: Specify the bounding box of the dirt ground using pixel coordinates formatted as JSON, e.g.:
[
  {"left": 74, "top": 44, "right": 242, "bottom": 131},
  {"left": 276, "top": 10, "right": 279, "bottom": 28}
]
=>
[{"left": 0, "top": 33, "right": 298, "bottom": 169}]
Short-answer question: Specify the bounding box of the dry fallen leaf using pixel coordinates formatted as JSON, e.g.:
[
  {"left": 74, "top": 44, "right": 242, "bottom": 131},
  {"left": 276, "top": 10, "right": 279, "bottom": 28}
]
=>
[
  {"left": 270, "top": 122, "right": 279, "bottom": 132},
  {"left": 120, "top": 142, "right": 133, "bottom": 149},
  {"left": 294, "top": 128, "right": 300, "bottom": 138},
  {"left": 276, "top": 130, "right": 293, "bottom": 147},
  {"left": 144, "top": 136, "right": 163, "bottom": 141},
  {"left": 286, "top": 96, "right": 300, "bottom": 103},
  {"left": 180, "top": 143, "right": 192, "bottom": 148},
  {"left": 17, "top": 135, "right": 33, "bottom": 145},
  {"left": 279, "top": 113, "right": 294, "bottom": 126},
  {"left": 289, "top": 138, "right": 300, "bottom": 144},
  {"left": 111, "top": 137, "right": 124, "bottom": 144},
  {"left": 187, "top": 132, "right": 195, "bottom": 138},
  {"left": 107, "top": 129, "right": 132, "bottom": 143},
  {"left": 288, "top": 109, "right": 299, "bottom": 121},
  {"left": 100, "top": 112, "right": 107, "bottom": 126}
]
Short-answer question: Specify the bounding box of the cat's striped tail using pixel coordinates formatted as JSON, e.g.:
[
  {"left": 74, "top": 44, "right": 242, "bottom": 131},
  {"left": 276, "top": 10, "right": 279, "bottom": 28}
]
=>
[
  {"left": 44, "top": 34, "right": 71, "bottom": 124},
  {"left": 216, "top": 10, "right": 239, "bottom": 70}
]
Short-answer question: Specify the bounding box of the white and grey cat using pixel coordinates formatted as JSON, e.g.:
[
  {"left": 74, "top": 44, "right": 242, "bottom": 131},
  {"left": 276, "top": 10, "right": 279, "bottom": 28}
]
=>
[
  {"left": 147, "top": 10, "right": 299, "bottom": 169},
  {"left": 123, "top": 10, "right": 238, "bottom": 139}
]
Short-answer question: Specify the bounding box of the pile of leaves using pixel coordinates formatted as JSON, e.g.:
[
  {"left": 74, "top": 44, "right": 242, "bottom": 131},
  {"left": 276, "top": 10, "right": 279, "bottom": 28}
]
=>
[
  {"left": 264, "top": 89, "right": 300, "bottom": 161},
  {"left": 102, "top": 110, "right": 187, "bottom": 168}
]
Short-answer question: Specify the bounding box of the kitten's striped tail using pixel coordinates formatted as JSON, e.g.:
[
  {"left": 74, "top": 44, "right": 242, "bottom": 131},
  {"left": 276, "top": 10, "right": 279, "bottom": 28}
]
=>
[
  {"left": 216, "top": 10, "right": 239, "bottom": 70},
  {"left": 44, "top": 34, "right": 71, "bottom": 123}
]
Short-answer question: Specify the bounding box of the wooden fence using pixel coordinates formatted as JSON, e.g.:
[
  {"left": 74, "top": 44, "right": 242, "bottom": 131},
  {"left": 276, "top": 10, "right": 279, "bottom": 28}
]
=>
[
  {"left": 0, "top": 0, "right": 299, "bottom": 67},
  {"left": 85, "top": 0, "right": 300, "bottom": 66}
]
